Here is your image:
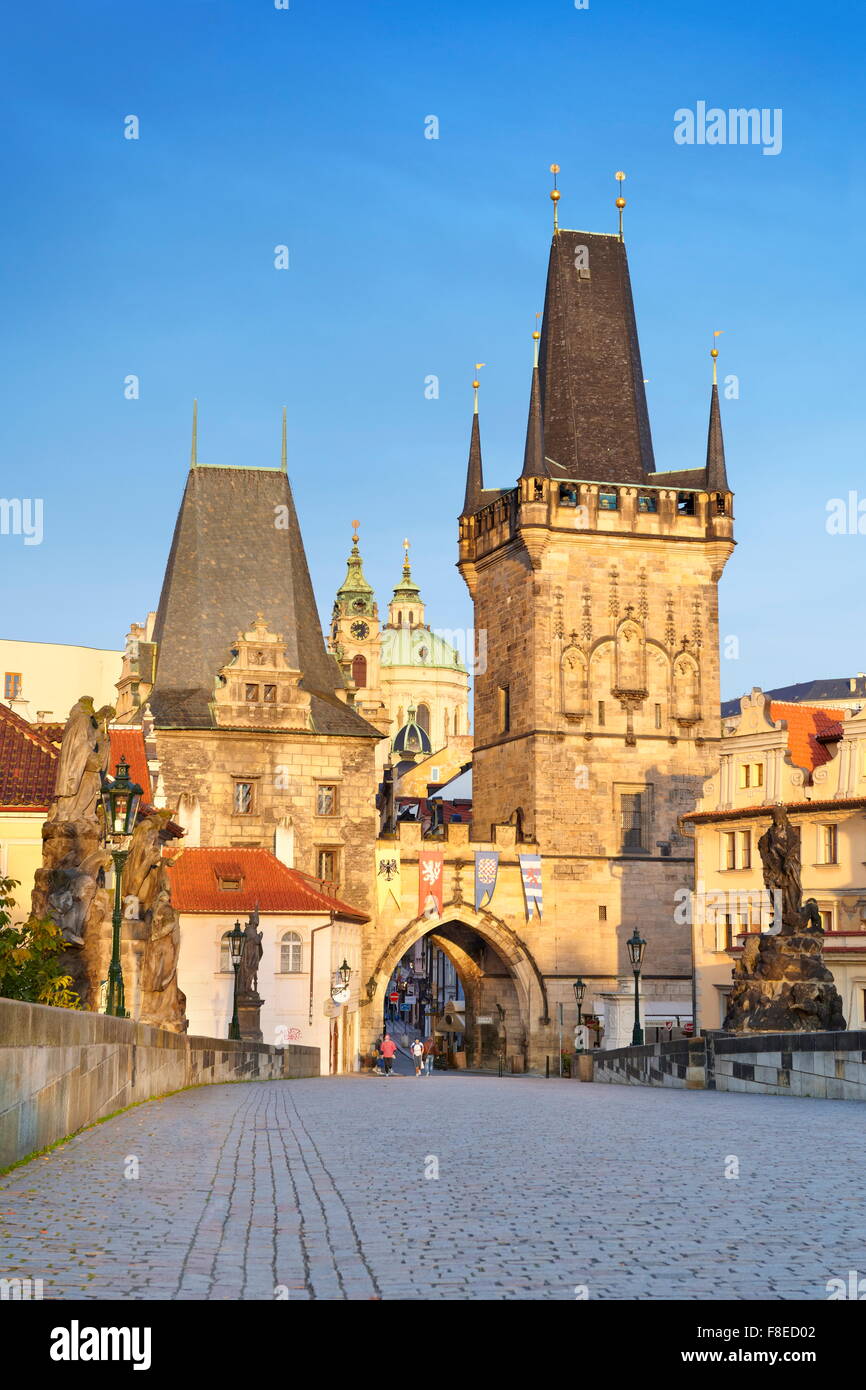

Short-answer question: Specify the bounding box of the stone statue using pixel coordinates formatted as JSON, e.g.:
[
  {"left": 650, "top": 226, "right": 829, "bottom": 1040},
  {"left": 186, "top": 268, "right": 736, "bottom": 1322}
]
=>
[
  {"left": 237, "top": 908, "right": 263, "bottom": 999},
  {"left": 139, "top": 857, "right": 188, "bottom": 1034},
  {"left": 723, "top": 804, "right": 846, "bottom": 1033},
  {"left": 49, "top": 698, "right": 115, "bottom": 825},
  {"left": 758, "top": 806, "right": 804, "bottom": 934}
]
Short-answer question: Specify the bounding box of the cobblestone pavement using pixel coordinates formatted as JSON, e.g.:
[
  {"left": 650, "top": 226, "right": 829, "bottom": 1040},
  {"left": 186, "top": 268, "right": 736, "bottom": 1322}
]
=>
[{"left": 1, "top": 1075, "right": 863, "bottom": 1300}]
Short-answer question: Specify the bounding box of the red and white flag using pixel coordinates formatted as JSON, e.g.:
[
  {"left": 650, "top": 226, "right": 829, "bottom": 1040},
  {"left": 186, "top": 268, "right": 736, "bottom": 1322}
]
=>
[{"left": 418, "top": 851, "right": 444, "bottom": 920}]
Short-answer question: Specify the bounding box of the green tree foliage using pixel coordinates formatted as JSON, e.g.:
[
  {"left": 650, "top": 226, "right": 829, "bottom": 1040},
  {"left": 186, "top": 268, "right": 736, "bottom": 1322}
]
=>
[{"left": 0, "top": 876, "right": 81, "bottom": 1009}]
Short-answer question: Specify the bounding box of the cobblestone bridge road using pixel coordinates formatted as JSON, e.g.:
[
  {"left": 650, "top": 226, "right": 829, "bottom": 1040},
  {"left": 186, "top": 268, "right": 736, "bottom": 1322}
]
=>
[{"left": 1, "top": 1075, "right": 863, "bottom": 1300}]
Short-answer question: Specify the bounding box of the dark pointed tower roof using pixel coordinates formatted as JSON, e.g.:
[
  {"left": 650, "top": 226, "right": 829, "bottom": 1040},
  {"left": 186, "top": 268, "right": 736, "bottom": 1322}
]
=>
[
  {"left": 705, "top": 383, "right": 729, "bottom": 492},
  {"left": 520, "top": 363, "right": 545, "bottom": 478},
  {"left": 149, "top": 456, "right": 379, "bottom": 737},
  {"left": 536, "top": 230, "right": 655, "bottom": 482},
  {"left": 462, "top": 412, "right": 486, "bottom": 513}
]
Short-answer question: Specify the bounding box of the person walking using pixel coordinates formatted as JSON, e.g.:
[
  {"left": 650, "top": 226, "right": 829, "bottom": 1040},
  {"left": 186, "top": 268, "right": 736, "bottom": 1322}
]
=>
[
  {"left": 411, "top": 1037, "right": 424, "bottom": 1076},
  {"left": 422, "top": 1035, "right": 436, "bottom": 1076},
  {"left": 380, "top": 1032, "right": 397, "bottom": 1077}
]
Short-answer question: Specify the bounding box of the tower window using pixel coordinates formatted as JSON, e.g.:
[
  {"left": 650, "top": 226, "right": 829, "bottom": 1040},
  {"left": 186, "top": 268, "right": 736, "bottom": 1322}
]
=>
[
  {"left": 245, "top": 684, "right": 259, "bottom": 702},
  {"left": 559, "top": 484, "right": 578, "bottom": 507},
  {"left": 599, "top": 490, "right": 619, "bottom": 511},
  {"left": 598, "top": 905, "right": 607, "bottom": 921},
  {"left": 233, "top": 781, "right": 255, "bottom": 815},
  {"left": 498, "top": 685, "right": 510, "bottom": 734},
  {"left": 676, "top": 492, "right": 696, "bottom": 515},
  {"left": 637, "top": 494, "right": 658, "bottom": 514},
  {"left": 317, "top": 848, "right": 338, "bottom": 883},
  {"left": 654, "top": 703, "right": 662, "bottom": 729},
  {"left": 597, "top": 700, "right": 605, "bottom": 727},
  {"left": 316, "top": 784, "right": 339, "bottom": 817},
  {"left": 416, "top": 703, "right": 430, "bottom": 734},
  {"left": 351, "top": 654, "right": 367, "bottom": 687},
  {"left": 4, "top": 673, "right": 22, "bottom": 700},
  {"left": 714, "top": 494, "right": 727, "bottom": 515},
  {"left": 620, "top": 792, "right": 647, "bottom": 852}
]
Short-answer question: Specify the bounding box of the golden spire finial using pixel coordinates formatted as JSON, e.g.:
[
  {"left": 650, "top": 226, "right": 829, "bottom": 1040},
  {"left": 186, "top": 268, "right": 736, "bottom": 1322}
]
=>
[
  {"left": 281, "top": 406, "right": 287, "bottom": 471},
  {"left": 615, "top": 171, "right": 627, "bottom": 240},
  {"left": 351, "top": 518, "right": 360, "bottom": 550},
  {"left": 532, "top": 312, "right": 541, "bottom": 369},
  {"left": 472, "top": 362, "right": 485, "bottom": 415},
  {"left": 402, "top": 536, "right": 411, "bottom": 579},
  {"left": 711, "top": 330, "right": 723, "bottom": 386},
  {"left": 549, "top": 164, "right": 561, "bottom": 234},
  {"left": 190, "top": 398, "right": 198, "bottom": 468}
]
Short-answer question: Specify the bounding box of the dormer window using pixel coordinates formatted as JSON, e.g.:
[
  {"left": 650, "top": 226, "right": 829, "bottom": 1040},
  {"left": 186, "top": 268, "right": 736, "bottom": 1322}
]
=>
[{"left": 219, "top": 876, "right": 242, "bottom": 891}]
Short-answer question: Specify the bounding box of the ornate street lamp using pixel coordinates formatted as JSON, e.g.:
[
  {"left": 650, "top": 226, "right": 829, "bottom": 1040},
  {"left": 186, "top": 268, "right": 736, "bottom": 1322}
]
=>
[
  {"left": 331, "top": 958, "right": 351, "bottom": 1005},
  {"left": 100, "top": 757, "right": 143, "bottom": 1018},
  {"left": 626, "top": 928, "right": 647, "bottom": 1045},
  {"left": 573, "top": 976, "right": 586, "bottom": 1028},
  {"left": 228, "top": 920, "right": 244, "bottom": 1040}
]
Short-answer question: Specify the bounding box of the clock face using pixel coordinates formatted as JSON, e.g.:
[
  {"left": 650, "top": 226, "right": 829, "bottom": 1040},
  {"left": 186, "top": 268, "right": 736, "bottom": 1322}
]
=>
[{"left": 351, "top": 621, "right": 370, "bottom": 639}]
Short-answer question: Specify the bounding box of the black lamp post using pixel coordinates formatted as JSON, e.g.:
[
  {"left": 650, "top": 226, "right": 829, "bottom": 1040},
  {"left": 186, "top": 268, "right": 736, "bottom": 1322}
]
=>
[
  {"left": 228, "top": 920, "right": 244, "bottom": 1040},
  {"left": 626, "top": 928, "right": 647, "bottom": 1045},
  {"left": 331, "top": 958, "right": 352, "bottom": 1003},
  {"left": 99, "top": 757, "right": 143, "bottom": 1018},
  {"left": 573, "top": 976, "right": 586, "bottom": 1028}
]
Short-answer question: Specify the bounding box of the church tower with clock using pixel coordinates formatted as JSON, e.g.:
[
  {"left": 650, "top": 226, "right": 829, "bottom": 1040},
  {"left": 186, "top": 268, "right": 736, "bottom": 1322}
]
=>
[{"left": 328, "top": 522, "right": 391, "bottom": 735}]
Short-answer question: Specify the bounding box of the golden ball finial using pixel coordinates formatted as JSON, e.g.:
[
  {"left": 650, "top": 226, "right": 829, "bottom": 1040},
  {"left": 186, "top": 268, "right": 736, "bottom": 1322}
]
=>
[
  {"left": 550, "top": 163, "right": 560, "bottom": 175},
  {"left": 550, "top": 189, "right": 561, "bottom": 202},
  {"left": 710, "top": 348, "right": 719, "bottom": 359},
  {"left": 616, "top": 197, "right": 626, "bottom": 209},
  {"left": 472, "top": 379, "right": 480, "bottom": 390},
  {"left": 615, "top": 170, "right": 626, "bottom": 182},
  {"left": 532, "top": 330, "right": 541, "bottom": 341}
]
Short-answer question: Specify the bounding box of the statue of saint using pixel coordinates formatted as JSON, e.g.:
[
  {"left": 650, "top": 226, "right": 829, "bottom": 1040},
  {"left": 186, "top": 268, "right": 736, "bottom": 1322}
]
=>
[
  {"left": 237, "top": 908, "right": 263, "bottom": 998},
  {"left": 758, "top": 805, "right": 804, "bottom": 934},
  {"left": 51, "top": 697, "right": 114, "bottom": 824}
]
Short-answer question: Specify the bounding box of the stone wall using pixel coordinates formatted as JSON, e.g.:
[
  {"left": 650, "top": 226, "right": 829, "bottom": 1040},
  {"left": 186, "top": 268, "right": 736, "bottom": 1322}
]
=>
[
  {"left": 0, "top": 998, "right": 320, "bottom": 1169},
  {"left": 593, "top": 1030, "right": 866, "bottom": 1101}
]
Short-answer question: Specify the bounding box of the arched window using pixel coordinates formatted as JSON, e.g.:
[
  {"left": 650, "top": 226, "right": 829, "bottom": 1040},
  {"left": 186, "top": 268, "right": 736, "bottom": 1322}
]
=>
[
  {"left": 351, "top": 653, "right": 367, "bottom": 688},
  {"left": 281, "top": 931, "right": 302, "bottom": 973},
  {"left": 219, "top": 931, "right": 232, "bottom": 972},
  {"left": 444, "top": 708, "right": 450, "bottom": 736},
  {"left": 409, "top": 611, "right": 414, "bottom": 625},
  {"left": 416, "top": 703, "right": 430, "bottom": 733},
  {"left": 397, "top": 610, "right": 402, "bottom": 625}
]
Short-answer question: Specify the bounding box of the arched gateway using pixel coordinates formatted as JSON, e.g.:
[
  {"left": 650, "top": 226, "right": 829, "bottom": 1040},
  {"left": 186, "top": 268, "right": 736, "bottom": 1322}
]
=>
[{"left": 362, "top": 902, "right": 549, "bottom": 1072}]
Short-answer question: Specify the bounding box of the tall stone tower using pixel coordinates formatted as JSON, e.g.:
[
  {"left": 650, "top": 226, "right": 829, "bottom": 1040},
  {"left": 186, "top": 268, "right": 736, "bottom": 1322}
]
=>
[{"left": 458, "top": 216, "right": 735, "bottom": 981}]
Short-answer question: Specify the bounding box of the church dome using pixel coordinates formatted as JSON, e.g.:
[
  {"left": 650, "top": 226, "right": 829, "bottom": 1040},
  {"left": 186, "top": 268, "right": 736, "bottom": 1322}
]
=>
[
  {"left": 392, "top": 707, "right": 432, "bottom": 756},
  {"left": 381, "top": 625, "right": 467, "bottom": 672}
]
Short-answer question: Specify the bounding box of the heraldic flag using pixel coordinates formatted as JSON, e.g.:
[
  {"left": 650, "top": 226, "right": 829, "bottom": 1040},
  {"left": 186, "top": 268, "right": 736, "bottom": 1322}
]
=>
[
  {"left": 375, "top": 848, "right": 401, "bottom": 911},
  {"left": 418, "top": 850, "right": 444, "bottom": 920},
  {"left": 474, "top": 850, "right": 499, "bottom": 911},
  {"left": 519, "top": 852, "right": 543, "bottom": 920}
]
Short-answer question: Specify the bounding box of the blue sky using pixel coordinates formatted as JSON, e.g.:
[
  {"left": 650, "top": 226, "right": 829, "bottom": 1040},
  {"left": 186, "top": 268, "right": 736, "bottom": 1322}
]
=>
[{"left": 1, "top": 0, "right": 864, "bottom": 701}]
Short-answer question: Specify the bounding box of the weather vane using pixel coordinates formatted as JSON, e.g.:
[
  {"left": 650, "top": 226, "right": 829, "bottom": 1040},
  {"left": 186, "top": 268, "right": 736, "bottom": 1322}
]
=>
[
  {"left": 615, "top": 171, "right": 626, "bottom": 239},
  {"left": 472, "top": 362, "right": 485, "bottom": 413},
  {"left": 550, "top": 164, "right": 561, "bottom": 234},
  {"left": 711, "top": 329, "right": 724, "bottom": 385}
]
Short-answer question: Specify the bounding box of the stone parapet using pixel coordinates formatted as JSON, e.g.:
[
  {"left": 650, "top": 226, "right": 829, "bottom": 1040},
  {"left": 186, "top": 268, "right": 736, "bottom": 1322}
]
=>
[{"left": 0, "top": 998, "right": 319, "bottom": 1168}]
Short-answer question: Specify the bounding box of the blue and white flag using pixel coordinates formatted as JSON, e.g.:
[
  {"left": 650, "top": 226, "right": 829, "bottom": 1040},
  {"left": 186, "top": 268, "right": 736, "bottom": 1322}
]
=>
[
  {"left": 519, "top": 853, "right": 543, "bottom": 920},
  {"left": 474, "top": 850, "right": 499, "bottom": 911}
]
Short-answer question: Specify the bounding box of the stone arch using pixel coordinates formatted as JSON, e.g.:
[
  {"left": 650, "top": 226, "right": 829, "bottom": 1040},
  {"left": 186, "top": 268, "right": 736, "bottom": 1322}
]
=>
[{"left": 362, "top": 902, "right": 549, "bottom": 1057}]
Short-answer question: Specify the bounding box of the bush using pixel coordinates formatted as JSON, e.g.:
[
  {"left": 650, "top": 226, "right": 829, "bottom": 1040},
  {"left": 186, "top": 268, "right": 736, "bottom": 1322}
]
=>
[{"left": 0, "top": 876, "right": 81, "bottom": 1009}]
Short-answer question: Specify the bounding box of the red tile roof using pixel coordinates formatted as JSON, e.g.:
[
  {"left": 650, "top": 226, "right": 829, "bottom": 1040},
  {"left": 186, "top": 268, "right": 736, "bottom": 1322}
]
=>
[
  {"left": 166, "top": 847, "right": 369, "bottom": 920},
  {"left": 108, "top": 727, "right": 152, "bottom": 803},
  {"left": 0, "top": 703, "right": 59, "bottom": 809},
  {"left": 769, "top": 702, "right": 846, "bottom": 773}
]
